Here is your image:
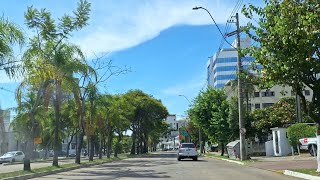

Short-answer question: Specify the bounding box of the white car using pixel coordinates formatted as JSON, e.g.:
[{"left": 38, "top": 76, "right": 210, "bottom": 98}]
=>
[
  {"left": 177, "top": 143, "right": 198, "bottom": 161},
  {"left": 0, "top": 151, "right": 25, "bottom": 163},
  {"left": 299, "top": 137, "right": 317, "bottom": 156}
]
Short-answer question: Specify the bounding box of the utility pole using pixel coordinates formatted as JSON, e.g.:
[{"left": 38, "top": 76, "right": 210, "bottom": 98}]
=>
[
  {"left": 226, "top": 13, "right": 246, "bottom": 160},
  {"left": 236, "top": 13, "right": 246, "bottom": 161}
]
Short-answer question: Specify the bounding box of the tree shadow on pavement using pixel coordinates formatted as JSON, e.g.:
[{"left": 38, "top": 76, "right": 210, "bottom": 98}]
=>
[{"left": 138, "top": 152, "right": 177, "bottom": 159}]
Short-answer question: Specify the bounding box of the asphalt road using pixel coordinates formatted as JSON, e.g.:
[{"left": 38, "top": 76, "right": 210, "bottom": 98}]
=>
[{"left": 32, "top": 152, "right": 299, "bottom": 180}]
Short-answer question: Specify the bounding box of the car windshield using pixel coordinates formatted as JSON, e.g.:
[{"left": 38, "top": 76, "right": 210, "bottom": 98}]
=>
[
  {"left": 3, "top": 152, "right": 15, "bottom": 156},
  {"left": 181, "top": 144, "right": 194, "bottom": 148}
]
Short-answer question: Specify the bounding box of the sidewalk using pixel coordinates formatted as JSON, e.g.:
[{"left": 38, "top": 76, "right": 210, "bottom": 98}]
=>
[
  {"left": 249, "top": 153, "right": 317, "bottom": 170},
  {"left": 207, "top": 152, "right": 318, "bottom": 179}
]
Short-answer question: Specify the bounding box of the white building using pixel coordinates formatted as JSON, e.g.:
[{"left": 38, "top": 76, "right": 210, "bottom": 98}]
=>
[
  {"left": 224, "top": 80, "right": 313, "bottom": 111},
  {"left": 159, "top": 115, "right": 190, "bottom": 150}
]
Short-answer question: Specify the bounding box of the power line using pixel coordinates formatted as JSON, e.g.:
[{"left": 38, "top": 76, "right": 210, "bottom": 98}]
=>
[{"left": 204, "top": 0, "right": 244, "bottom": 89}]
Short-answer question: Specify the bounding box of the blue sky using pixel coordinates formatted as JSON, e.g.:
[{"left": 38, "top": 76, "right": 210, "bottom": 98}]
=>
[{"left": 0, "top": 0, "right": 262, "bottom": 119}]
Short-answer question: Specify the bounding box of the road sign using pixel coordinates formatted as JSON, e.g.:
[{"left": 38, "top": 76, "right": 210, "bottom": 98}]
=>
[
  {"left": 240, "top": 128, "right": 246, "bottom": 135},
  {"left": 34, "top": 137, "right": 42, "bottom": 144}
]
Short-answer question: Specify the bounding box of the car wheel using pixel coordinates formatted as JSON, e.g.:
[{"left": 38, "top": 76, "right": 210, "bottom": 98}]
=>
[
  {"left": 11, "top": 158, "right": 15, "bottom": 163},
  {"left": 177, "top": 156, "right": 181, "bottom": 161},
  {"left": 193, "top": 157, "right": 198, "bottom": 161},
  {"left": 309, "top": 145, "right": 317, "bottom": 156}
]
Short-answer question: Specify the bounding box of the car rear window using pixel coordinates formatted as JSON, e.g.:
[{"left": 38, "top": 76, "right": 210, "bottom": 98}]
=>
[{"left": 181, "top": 144, "right": 194, "bottom": 148}]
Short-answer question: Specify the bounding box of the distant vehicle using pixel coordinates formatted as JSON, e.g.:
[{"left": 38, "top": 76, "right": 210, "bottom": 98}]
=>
[
  {"left": 299, "top": 137, "right": 317, "bottom": 156},
  {"left": 69, "top": 149, "right": 76, "bottom": 157},
  {"left": 177, "top": 143, "right": 198, "bottom": 161},
  {"left": 0, "top": 151, "right": 25, "bottom": 163}
]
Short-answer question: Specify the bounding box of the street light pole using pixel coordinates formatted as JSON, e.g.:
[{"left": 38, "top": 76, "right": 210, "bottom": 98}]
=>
[
  {"left": 192, "top": 8, "right": 246, "bottom": 160},
  {"left": 178, "top": 94, "right": 202, "bottom": 155}
]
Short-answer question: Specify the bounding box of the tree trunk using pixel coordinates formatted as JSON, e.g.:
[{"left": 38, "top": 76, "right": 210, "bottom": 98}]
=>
[
  {"left": 66, "top": 134, "right": 74, "bottom": 158},
  {"left": 130, "top": 130, "right": 136, "bottom": 155},
  {"left": 115, "top": 134, "right": 122, "bottom": 158},
  {"left": 52, "top": 80, "right": 62, "bottom": 167},
  {"left": 317, "top": 124, "right": 320, "bottom": 172},
  {"left": 106, "top": 125, "right": 112, "bottom": 158},
  {"left": 75, "top": 98, "right": 86, "bottom": 164},
  {"left": 143, "top": 133, "right": 148, "bottom": 153},
  {"left": 75, "top": 130, "right": 84, "bottom": 164},
  {"left": 89, "top": 135, "right": 94, "bottom": 161},
  {"left": 104, "top": 137, "right": 106, "bottom": 155},
  {"left": 23, "top": 140, "right": 32, "bottom": 171},
  {"left": 99, "top": 134, "right": 103, "bottom": 159},
  {"left": 220, "top": 142, "right": 225, "bottom": 156}
]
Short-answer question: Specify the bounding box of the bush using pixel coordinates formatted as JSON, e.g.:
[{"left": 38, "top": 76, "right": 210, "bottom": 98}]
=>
[{"left": 287, "top": 123, "right": 316, "bottom": 146}]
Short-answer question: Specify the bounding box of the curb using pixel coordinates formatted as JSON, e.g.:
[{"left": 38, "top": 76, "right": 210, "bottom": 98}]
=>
[
  {"left": 204, "top": 155, "right": 245, "bottom": 165},
  {"left": 2, "top": 158, "right": 122, "bottom": 180},
  {"left": 284, "top": 170, "right": 320, "bottom": 180}
]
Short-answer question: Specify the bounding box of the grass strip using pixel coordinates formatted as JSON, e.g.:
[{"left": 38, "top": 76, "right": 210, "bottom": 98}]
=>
[
  {"left": 290, "top": 169, "right": 320, "bottom": 176},
  {"left": 205, "top": 153, "right": 257, "bottom": 164}
]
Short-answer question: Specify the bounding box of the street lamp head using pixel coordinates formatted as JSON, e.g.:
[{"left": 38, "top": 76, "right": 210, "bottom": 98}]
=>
[{"left": 192, "top": 6, "right": 201, "bottom": 10}]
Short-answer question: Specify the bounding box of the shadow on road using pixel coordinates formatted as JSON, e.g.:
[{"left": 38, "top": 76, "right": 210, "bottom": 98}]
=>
[
  {"left": 45, "top": 158, "right": 173, "bottom": 179},
  {"left": 138, "top": 152, "right": 177, "bottom": 159}
]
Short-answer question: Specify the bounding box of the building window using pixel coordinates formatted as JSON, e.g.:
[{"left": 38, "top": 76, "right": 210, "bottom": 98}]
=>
[
  {"left": 255, "top": 103, "right": 261, "bottom": 109},
  {"left": 254, "top": 92, "right": 260, "bottom": 97},
  {"left": 262, "top": 103, "right": 274, "bottom": 108},
  {"left": 261, "top": 91, "right": 275, "bottom": 97},
  {"left": 305, "top": 90, "right": 310, "bottom": 96}
]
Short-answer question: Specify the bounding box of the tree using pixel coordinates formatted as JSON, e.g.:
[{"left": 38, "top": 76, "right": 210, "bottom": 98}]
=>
[
  {"left": 188, "top": 87, "right": 230, "bottom": 156},
  {"left": 242, "top": 0, "right": 320, "bottom": 170},
  {"left": 20, "top": 0, "right": 91, "bottom": 168},
  {"left": 124, "top": 90, "right": 168, "bottom": 155},
  {"left": 0, "top": 16, "right": 24, "bottom": 78}
]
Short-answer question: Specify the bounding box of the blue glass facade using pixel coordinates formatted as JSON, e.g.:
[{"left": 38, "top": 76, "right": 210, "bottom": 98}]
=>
[{"left": 208, "top": 54, "right": 255, "bottom": 89}]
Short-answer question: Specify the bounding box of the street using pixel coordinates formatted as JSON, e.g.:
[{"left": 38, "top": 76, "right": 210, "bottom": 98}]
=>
[{"left": 32, "top": 152, "right": 298, "bottom": 180}]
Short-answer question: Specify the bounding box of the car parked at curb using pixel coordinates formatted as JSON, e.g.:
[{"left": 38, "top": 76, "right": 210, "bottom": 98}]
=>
[
  {"left": 0, "top": 151, "right": 25, "bottom": 163},
  {"left": 299, "top": 137, "right": 317, "bottom": 156},
  {"left": 177, "top": 143, "right": 198, "bottom": 161}
]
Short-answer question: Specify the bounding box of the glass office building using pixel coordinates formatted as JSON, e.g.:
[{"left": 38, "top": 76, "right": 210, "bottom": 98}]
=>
[{"left": 207, "top": 37, "right": 255, "bottom": 89}]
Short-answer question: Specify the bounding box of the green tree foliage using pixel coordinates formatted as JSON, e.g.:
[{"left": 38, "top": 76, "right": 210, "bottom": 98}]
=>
[
  {"left": 18, "top": 0, "right": 91, "bottom": 169},
  {"left": 287, "top": 123, "right": 316, "bottom": 146},
  {"left": 188, "top": 87, "right": 230, "bottom": 156},
  {"left": 124, "top": 90, "right": 168, "bottom": 155},
  {"left": 242, "top": 1, "right": 320, "bottom": 125},
  {"left": 251, "top": 97, "right": 297, "bottom": 140},
  {"left": 228, "top": 96, "right": 239, "bottom": 140},
  {"left": 0, "top": 16, "right": 24, "bottom": 78}
]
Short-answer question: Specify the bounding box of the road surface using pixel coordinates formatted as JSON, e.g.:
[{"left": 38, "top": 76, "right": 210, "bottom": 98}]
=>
[{"left": 32, "top": 152, "right": 298, "bottom": 180}]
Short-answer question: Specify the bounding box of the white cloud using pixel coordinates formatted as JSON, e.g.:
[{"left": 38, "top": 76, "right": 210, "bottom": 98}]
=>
[{"left": 73, "top": 0, "right": 236, "bottom": 57}]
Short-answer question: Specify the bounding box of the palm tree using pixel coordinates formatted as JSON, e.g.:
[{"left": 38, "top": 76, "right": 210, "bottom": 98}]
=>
[{"left": 0, "top": 16, "right": 24, "bottom": 78}]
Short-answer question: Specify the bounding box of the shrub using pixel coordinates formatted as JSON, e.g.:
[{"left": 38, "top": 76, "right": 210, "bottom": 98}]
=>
[{"left": 287, "top": 123, "right": 316, "bottom": 146}]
